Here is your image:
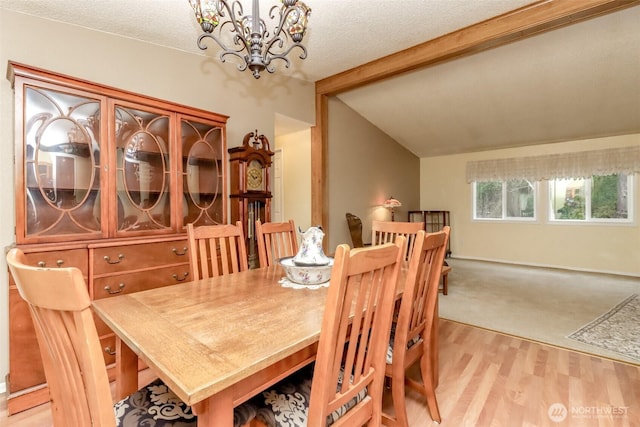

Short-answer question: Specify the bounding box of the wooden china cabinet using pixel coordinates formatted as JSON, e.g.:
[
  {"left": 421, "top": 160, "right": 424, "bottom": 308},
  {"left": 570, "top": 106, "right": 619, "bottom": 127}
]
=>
[{"left": 5, "top": 62, "right": 228, "bottom": 414}]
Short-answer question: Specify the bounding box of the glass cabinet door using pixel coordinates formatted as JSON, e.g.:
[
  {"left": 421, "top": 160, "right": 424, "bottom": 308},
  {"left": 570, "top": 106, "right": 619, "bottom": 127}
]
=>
[
  {"left": 180, "top": 117, "right": 225, "bottom": 227},
  {"left": 14, "top": 65, "right": 228, "bottom": 243},
  {"left": 114, "top": 104, "right": 172, "bottom": 235},
  {"left": 22, "top": 85, "right": 103, "bottom": 241}
]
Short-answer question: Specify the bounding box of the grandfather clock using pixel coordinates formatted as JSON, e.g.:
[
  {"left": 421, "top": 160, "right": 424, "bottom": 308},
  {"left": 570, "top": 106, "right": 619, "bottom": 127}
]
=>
[{"left": 229, "top": 130, "right": 274, "bottom": 267}]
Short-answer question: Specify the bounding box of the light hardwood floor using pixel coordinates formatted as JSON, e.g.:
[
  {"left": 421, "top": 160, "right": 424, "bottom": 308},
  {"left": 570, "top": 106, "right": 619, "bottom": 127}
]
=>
[{"left": 2, "top": 319, "right": 638, "bottom": 427}]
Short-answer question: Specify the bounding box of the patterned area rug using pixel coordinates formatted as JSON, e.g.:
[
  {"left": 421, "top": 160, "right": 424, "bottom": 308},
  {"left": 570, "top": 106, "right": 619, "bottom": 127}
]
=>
[{"left": 568, "top": 294, "right": 640, "bottom": 362}]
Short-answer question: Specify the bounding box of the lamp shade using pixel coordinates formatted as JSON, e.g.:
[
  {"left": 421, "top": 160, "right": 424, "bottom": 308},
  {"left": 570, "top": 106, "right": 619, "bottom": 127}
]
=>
[{"left": 383, "top": 197, "right": 402, "bottom": 208}]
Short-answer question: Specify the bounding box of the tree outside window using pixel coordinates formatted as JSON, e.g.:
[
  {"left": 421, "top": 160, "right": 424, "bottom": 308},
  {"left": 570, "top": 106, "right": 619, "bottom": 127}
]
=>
[
  {"left": 550, "top": 174, "right": 631, "bottom": 221},
  {"left": 474, "top": 179, "right": 536, "bottom": 220}
]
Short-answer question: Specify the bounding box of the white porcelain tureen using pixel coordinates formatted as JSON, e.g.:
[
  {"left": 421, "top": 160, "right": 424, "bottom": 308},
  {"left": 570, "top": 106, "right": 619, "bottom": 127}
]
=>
[{"left": 279, "top": 226, "right": 333, "bottom": 285}]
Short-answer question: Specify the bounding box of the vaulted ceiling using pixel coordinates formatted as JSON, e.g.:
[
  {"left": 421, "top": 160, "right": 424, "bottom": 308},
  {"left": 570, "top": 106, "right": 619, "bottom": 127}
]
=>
[{"left": 2, "top": 0, "right": 639, "bottom": 157}]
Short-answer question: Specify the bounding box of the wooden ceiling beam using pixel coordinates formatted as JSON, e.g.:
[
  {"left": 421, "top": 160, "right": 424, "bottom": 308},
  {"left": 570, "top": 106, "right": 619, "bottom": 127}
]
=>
[{"left": 315, "top": 0, "right": 640, "bottom": 96}]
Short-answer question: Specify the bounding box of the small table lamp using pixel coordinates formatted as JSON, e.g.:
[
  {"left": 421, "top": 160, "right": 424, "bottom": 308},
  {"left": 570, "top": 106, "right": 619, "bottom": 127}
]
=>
[{"left": 383, "top": 197, "right": 402, "bottom": 221}]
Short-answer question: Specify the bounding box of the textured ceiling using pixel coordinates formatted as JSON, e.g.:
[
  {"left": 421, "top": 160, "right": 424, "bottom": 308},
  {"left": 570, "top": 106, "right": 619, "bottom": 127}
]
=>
[
  {"left": 338, "top": 7, "right": 640, "bottom": 156},
  {"left": 2, "top": 0, "right": 639, "bottom": 157}
]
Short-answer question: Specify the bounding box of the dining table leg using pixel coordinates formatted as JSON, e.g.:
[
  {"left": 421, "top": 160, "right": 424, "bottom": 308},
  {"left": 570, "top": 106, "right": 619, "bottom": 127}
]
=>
[
  {"left": 115, "top": 337, "right": 139, "bottom": 400},
  {"left": 192, "top": 387, "right": 234, "bottom": 427}
]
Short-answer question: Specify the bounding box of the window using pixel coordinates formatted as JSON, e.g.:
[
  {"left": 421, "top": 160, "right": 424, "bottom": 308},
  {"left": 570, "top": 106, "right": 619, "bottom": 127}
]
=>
[
  {"left": 549, "top": 174, "right": 633, "bottom": 222},
  {"left": 474, "top": 179, "right": 536, "bottom": 220}
]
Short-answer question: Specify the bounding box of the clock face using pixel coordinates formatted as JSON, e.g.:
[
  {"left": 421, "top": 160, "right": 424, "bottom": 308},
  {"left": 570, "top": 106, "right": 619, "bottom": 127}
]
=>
[{"left": 247, "top": 159, "right": 264, "bottom": 191}]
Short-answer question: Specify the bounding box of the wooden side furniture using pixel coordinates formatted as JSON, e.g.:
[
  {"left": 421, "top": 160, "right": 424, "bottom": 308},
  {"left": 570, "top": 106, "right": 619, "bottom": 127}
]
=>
[
  {"left": 371, "top": 220, "right": 424, "bottom": 261},
  {"left": 229, "top": 131, "right": 274, "bottom": 268},
  {"left": 408, "top": 211, "right": 453, "bottom": 293},
  {"left": 440, "top": 265, "right": 452, "bottom": 295},
  {"left": 5, "top": 248, "right": 206, "bottom": 427},
  {"left": 408, "top": 210, "right": 451, "bottom": 257},
  {"left": 255, "top": 219, "right": 298, "bottom": 267},
  {"left": 383, "top": 226, "right": 450, "bottom": 427},
  {"left": 252, "top": 239, "right": 406, "bottom": 427},
  {"left": 345, "top": 212, "right": 365, "bottom": 248},
  {"left": 6, "top": 62, "right": 228, "bottom": 414},
  {"left": 187, "top": 222, "right": 249, "bottom": 279}
]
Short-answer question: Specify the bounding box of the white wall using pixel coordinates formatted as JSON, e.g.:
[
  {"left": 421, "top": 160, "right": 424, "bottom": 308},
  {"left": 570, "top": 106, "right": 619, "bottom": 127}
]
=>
[
  {"left": 421, "top": 134, "right": 640, "bottom": 276},
  {"left": 0, "top": 9, "right": 315, "bottom": 392},
  {"left": 275, "top": 129, "right": 312, "bottom": 231}
]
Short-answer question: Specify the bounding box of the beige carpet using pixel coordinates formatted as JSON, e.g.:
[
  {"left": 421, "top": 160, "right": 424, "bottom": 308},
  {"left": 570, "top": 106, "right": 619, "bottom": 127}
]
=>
[{"left": 438, "top": 258, "right": 640, "bottom": 365}]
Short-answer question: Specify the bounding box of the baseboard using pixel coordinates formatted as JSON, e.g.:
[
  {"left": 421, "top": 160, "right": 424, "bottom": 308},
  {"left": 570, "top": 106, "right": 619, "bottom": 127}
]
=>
[{"left": 450, "top": 255, "right": 640, "bottom": 279}]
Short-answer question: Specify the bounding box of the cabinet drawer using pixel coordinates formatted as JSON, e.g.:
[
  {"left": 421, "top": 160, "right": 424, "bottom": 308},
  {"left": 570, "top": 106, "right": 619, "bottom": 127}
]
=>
[
  {"left": 21, "top": 248, "right": 88, "bottom": 276},
  {"left": 100, "top": 335, "right": 117, "bottom": 366},
  {"left": 92, "top": 264, "right": 191, "bottom": 300},
  {"left": 91, "top": 240, "right": 189, "bottom": 275}
]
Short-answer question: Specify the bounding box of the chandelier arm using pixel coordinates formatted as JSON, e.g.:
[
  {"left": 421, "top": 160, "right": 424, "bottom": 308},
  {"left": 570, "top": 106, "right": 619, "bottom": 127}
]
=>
[
  {"left": 261, "top": 34, "right": 284, "bottom": 57},
  {"left": 262, "top": 52, "right": 291, "bottom": 75},
  {"left": 268, "top": 4, "right": 291, "bottom": 38},
  {"left": 266, "top": 42, "right": 308, "bottom": 62},
  {"left": 220, "top": 1, "right": 252, "bottom": 48},
  {"left": 222, "top": 52, "right": 250, "bottom": 71},
  {"left": 197, "top": 33, "right": 244, "bottom": 55},
  {"left": 197, "top": 33, "right": 250, "bottom": 71}
]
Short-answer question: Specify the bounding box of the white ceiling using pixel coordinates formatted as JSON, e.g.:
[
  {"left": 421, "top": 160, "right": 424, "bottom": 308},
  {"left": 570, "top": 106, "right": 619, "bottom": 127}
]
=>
[{"left": 2, "top": 0, "right": 639, "bottom": 157}]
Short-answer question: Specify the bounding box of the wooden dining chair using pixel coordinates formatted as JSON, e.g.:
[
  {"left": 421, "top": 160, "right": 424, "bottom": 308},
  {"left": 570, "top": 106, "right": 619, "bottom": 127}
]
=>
[
  {"left": 5, "top": 248, "right": 257, "bottom": 427},
  {"left": 255, "top": 219, "right": 299, "bottom": 267},
  {"left": 345, "top": 212, "right": 365, "bottom": 248},
  {"left": 187, "top": 221, "right": 249, "bottom": 279},
  {"left": 382, "top": 226, "right": 450, "bottom": 427},
  {"left": 371, "top": 220, "right": 424, "bottom": 261},
  {"left": 251, "top": 237, "right": 406, "bottom": 427}
]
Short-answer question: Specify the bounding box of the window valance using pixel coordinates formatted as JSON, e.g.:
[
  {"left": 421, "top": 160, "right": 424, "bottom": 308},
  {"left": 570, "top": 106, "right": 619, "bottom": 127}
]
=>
[{"left": 465, "top": 145, "right": 640, "bottom": 183}]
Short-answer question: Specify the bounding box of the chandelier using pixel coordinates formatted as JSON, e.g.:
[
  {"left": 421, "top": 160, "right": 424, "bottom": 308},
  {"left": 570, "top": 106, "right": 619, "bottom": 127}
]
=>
[{"left": 189, "top": 0, "right": 311, "bottom": 79}]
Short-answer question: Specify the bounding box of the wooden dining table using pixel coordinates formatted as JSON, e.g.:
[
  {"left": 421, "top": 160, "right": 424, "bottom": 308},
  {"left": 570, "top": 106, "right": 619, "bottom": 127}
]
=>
[{"left": 92, "top": 263, "right": 439, "bottom": 427}]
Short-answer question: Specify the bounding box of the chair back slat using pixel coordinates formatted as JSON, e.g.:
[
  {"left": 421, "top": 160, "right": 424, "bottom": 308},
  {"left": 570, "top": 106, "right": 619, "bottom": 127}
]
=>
[
  {"left": 255, "top": 219, "right": 299, "bottom": 267},
  {"left": 371, "top": 220, "right": 424, "bottom": 261},
  {"left": 308, "top": 236, "right": 405, "bottom": 426},
  {"left": 6, "top": 248, "right": 117, "bottom": 427},
  {"left": 187, "top": 222, "right": 249, "bottom": 279}
]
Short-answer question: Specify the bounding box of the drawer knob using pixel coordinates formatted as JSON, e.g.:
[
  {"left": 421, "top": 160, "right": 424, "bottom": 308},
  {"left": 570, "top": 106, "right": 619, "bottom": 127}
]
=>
[
  {"left": 172, "top": 247, "right": 188, "bottom": 256},
  {"left": 103, "top": 254, "right": 125, "bottom": 264},
  {"left": 37, "top": 259, "right": 64, "bottom": 268},
  {"left": 172, "top": 272, "right": 190, "bottom": 282},
  {"left": 104, "top": 283, "right": 125, "bottom": 295},
  {"left": 104, "top": 346, "right": 116, "bottom": 356}
]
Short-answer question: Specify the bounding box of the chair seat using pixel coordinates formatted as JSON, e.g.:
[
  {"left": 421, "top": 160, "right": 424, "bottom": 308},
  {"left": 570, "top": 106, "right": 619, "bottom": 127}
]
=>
[
  {"left": 252, "top": 364, "right": 368, "bottom": 427},
  {"left": 115, "top": 378, "right": 257, "bottom": 427},
  {"left": 386, "top": 321, "right": 421, "bottom": 364}
]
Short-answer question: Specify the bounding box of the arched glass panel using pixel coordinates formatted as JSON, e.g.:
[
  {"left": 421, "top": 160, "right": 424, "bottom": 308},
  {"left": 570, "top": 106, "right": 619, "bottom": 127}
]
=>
[
  {"left": 24, "top": 87, "right": 101, "bottom": 238},
  {"left": 115, "top": 105, "right": 171, "bottom": 232},
  {"left": 181, "top": 119, "right": 224, "bottom": 226}
]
